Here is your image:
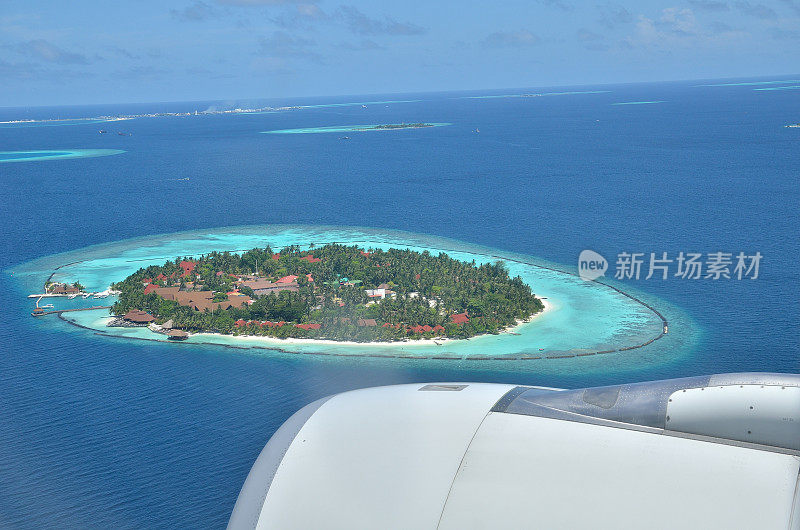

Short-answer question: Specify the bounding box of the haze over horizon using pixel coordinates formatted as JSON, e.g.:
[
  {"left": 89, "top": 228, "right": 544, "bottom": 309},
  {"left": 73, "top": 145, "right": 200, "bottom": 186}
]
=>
[{"left": 2, "top": 0, "right": 799, "bottom": 107}]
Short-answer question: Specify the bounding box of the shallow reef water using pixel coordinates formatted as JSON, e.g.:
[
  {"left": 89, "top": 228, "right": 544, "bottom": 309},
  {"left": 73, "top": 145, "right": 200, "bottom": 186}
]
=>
[
  {"left": 261, "top": 123, "right": 451, "bottom": 134},
  {"left": 0, "top": 149, "right": 125, "bottom": 163},
  {"left": 12, "top": 224, "right": 699, "bottom": 373}
]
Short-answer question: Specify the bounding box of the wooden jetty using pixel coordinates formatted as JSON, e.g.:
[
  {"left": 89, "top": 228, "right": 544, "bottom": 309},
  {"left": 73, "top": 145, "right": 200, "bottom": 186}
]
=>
[{"left": 31, "top": 306, "right": 111, "bottom": 317}]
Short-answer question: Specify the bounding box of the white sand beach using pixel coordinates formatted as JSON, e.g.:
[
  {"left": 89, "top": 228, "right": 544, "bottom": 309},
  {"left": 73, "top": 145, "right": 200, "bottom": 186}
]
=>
[{"left": 189, "top": 298, "right": 554, "bottom": 348}]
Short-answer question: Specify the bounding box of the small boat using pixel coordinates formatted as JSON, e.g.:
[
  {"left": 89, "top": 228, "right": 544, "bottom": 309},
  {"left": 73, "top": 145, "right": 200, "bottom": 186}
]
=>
[
  {"left": 82, "top": 293, "right": 91, "bottom": 298},
  {"left": 98, "top": 130, "right": 108, "bottom": 134},
  {"left": 68, "top": 293, "right": 78, "bottom": 299},
  {"left": 361, "top": 105, "right": 367, "bottom": 108},
  {"left": 41, "top": 303, "right": 54, "bottom": 309},
  {"left": 339, "top": 136, "right": 350, "bottom": 140},
  {"left": 32, "top": 307, "right": 45, "bottom": 316}
]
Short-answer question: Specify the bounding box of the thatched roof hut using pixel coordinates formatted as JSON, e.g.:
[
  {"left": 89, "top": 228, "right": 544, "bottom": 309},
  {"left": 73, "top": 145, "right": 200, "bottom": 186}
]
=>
[
  {"left": 123, "top": 310, "right": 155, "bottom": 323},
  {"left": 167, "top": 329, "right": 189, "bottom": 341}
]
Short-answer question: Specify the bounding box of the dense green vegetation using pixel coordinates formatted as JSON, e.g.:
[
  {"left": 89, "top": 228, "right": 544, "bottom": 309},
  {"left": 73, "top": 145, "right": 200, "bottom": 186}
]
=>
[{"left": 111, "top": 244, "right": 544, "bottom": 341}]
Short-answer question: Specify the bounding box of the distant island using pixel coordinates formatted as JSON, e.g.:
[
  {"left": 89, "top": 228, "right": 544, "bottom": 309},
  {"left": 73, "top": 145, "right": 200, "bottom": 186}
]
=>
[
  {"left": 110, "top": 244, "right": 544, "bottom": 342},
  {"left": 370, "top": 123, "right": 434, "bottom": 130},
  {"left": 0, "top": 117, "right": 129, "bottom": 125},
  {"left": 0, "top": 100, "right": 426, "bottom": 127},
  {"left": 262, "top": 123, "right": 450, "bottom": 135}
]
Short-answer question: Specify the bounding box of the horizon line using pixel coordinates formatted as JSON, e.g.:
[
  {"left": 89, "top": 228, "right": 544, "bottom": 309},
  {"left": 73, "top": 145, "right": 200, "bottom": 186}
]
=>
[{"left": 2, "top": 72, "right": 799, "bottom": 111}]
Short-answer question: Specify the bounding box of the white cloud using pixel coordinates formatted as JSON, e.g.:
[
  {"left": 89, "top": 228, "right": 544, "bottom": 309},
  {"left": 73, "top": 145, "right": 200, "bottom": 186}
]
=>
[{"left": 483, "top": 30, "right": 541, "bottom": 47}]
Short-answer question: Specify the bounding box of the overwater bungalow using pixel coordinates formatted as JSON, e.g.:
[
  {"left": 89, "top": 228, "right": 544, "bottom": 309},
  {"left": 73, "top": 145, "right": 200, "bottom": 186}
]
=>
[
  {"left": 167, "top": 329, "right": 189, "bottom": 341},
  {"left": 123, "top": 310, "right": 156, "bottom": 324}
]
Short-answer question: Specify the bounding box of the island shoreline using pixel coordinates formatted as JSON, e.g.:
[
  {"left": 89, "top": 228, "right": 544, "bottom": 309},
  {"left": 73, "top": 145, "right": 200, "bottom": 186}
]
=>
[
  {"left": 183, "top": 298, "right": 554, "bottom": 348},
  {"left": 29, "top": 228, "right": 670, "bottom": 361}
]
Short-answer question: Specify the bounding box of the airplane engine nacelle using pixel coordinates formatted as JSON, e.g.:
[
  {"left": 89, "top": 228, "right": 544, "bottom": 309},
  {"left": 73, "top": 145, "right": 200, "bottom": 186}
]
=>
[{"left": 229, "top": 373, "right": 800, "bottom": 530}]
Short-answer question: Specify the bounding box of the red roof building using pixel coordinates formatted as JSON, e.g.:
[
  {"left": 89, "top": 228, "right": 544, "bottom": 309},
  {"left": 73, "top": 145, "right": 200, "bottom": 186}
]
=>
[
  {"left": 432, "top": 325, "right": 446, "bottom": 333},
  {"left": 143, "top": 283, "right": 160, "bottom": 295},
  {"left": 178, "top": 260, "right": 197, "bottom": 277},
  {"left": 300, "top": 255, "right": 321, "bottom": 263},
  {"left": 450, "top": 313, "right": 470, "bottom": 325},
  {"left": 235, "top": 319, "right": 247, "bottom": 327},
  {"left": 276, "top": 275, "right": 298, "bottom": 284},
  {"left": 271, "top": 254, "right": 281, "bottom": 260},
  {"left": 296, "top": 323, "right": 321, "bottom": 330}
]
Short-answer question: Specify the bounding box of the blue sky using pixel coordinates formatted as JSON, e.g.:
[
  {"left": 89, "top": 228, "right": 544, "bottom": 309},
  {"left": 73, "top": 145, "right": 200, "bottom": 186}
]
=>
[{"left": 1, "top": 0, "right": 798, "bottom": 106}]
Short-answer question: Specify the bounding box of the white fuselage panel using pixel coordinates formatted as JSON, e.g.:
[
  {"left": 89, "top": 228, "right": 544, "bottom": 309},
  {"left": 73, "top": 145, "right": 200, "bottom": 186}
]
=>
[
  {"left": 256, "top": 383, "right": 515, "bottom": 530},
  {"left": 438, "top": 412, "right": 800, "bottom": 529}
]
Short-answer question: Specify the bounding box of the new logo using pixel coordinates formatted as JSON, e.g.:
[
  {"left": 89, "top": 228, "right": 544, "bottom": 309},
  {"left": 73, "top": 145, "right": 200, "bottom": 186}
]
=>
[{"left": 578, "top": 250, "right": 607, "bottom": 281}]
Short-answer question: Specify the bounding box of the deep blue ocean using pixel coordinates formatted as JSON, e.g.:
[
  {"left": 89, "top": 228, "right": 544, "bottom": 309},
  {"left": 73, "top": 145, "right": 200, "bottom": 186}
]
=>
[{"left": 1, "top": 78, "right": 798, "bottom": 528}]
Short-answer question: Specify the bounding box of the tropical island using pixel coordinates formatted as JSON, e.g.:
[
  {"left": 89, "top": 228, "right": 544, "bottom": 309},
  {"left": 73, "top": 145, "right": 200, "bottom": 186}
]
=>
[
  {"left": 110, "top": 244, "right": 544, "bottom": 342},
  {"left": 370, "top": 123, "right": 434, "bottom": 130}
]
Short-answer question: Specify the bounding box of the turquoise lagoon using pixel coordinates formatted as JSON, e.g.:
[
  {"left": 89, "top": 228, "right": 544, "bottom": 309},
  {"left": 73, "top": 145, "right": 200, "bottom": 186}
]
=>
[
  {"left": 261, "top": 123, "right": 451, "bottom": 134},
  {"left": 754, "top": 85, "right": 800, "bottom": 91},
  {"left": 0, "top": 149, "right": 125, "bottom": 163},
  {"left": 698, "top": 79, "right": 800, "bottom": 87},
  {"left": 241, "top": 100, "right": 423, "bottom": 115},
  {"left": 11, "top": 225, "right": 699, "bottom": 371},
  {"left": 612, "top": 101, "right": 666, "bottom": 105}
]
